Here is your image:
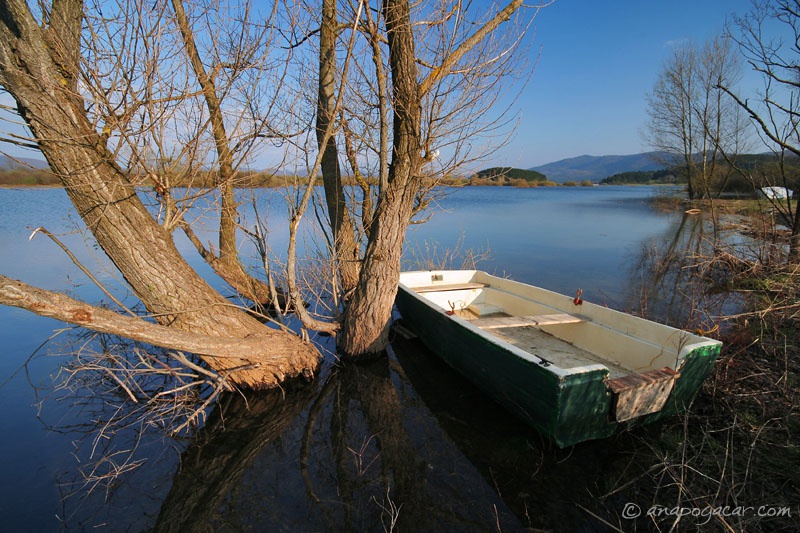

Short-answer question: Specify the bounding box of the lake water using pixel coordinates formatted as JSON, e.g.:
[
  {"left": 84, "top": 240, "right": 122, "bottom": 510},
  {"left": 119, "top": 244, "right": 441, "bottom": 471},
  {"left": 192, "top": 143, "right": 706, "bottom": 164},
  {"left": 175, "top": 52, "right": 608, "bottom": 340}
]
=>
[{"left": 0, "top": 185, "right": 702, "bottom": 530}]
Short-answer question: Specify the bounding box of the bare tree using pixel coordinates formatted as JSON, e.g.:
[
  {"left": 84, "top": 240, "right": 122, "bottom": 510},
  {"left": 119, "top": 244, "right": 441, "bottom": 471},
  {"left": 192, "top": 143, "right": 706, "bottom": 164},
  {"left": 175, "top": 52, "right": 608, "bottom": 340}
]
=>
[
  {"left": 0, "top": 0, "right": 319, "bottom": 388},
  {"left": 287, "top": 0, "right": 541, "bottom": 357},
  {"left": 78, "top": 0, "right": 297, "bottom": 307},
  {"left": 645, "top": 35, "right": 746, "bottom": 199},
  {"left": 722, "top": 0, "right": 800, "bottom": 260}
]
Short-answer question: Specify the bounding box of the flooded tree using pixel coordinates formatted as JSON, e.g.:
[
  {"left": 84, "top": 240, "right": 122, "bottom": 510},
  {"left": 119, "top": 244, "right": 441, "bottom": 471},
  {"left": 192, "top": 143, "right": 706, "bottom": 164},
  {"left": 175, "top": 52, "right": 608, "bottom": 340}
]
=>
[
  {"left": 316, "top": 0, "right": 361, "bottom": 295},
  {"left": 0, "top": 0, "right": 541, "bottom": 391},
  {"left": 298, "top": 0, "right": 541, "bottom": 357},
  {"left": 723, "top": 0, "right": 800, "bottom": 261},
  {"left": 645, "top": 35, "right": 747, "bottom": 199},
  {"left": 0, "top": 0, "right": 319, "bottom": 388}
]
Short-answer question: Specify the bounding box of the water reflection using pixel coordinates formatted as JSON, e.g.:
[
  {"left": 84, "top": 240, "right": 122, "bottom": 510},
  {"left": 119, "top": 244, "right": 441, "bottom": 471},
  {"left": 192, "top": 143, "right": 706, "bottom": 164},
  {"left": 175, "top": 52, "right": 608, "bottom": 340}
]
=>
[
  {"left": 624, "top": 210, "right": 745, "bottom": 330},
  {"left": 149, "top": 354, "right": 521, "bottom": 531},
  {"left": 53, "top": 205, "right": 740, "bottom": 530},
  {"left": 141, "top": 330, "right": 678, "bottom": 531},
  {"left": 390, "top": 332, "right": 627, "bottom": 532},
  {"left": 155, "top": 380, "right": 319, "bottom": 531}
]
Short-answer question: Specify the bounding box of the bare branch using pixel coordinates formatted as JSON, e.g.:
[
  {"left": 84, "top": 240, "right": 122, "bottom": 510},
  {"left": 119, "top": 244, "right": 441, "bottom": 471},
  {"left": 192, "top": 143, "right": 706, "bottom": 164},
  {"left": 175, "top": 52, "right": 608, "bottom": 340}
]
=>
[
  {"left": 0, "top": 275, "right": 319, "bottom": 388},
  {"left": 419, "top": 0, "right": 528, "bottom": 96},
  {"left": 29, "top": 226, "right": 136, "bottom": 316}
]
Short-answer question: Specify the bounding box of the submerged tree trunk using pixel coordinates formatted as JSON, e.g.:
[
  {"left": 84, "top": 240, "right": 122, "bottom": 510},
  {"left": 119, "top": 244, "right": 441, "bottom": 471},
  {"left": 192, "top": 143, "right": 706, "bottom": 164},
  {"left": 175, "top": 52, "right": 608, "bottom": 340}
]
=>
[
  {"left": 338, "top": 179, "right": 420, "bottom": 356},
  {"left": 336, "top": 0, "right": 528, "bottom": 358},
  {"left": 0, "top": 276, "right": 318, "bottom": 384},
  {"left": 0, "top": 0, "right": 318, "bottom": 388},
  {"left": 338, "top": 0, "right": 423, "bottom": 357}
]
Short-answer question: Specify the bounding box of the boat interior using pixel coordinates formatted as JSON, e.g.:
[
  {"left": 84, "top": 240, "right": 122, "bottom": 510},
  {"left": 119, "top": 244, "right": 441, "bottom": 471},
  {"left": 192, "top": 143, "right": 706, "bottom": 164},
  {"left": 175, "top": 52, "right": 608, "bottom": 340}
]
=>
[{"left": 417, "top": 283, "right": 632, "bottom": 378}]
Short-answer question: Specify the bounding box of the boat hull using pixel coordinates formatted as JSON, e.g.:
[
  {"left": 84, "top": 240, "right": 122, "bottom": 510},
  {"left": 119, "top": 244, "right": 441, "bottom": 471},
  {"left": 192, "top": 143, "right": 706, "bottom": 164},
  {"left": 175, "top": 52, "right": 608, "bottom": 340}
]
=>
[{"left": 394, "top": 271, "right": 721, "bottom": 447}]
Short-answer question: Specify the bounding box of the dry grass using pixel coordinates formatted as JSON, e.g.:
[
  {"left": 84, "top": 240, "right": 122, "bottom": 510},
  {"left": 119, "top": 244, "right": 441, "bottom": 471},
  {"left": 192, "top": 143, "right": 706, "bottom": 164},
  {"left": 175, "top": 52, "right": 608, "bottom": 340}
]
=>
[
  {"left": 603, "top": 333, "right": 799, "bottom": 531},
  {"left": 599, "top": 202, "right": 800, "bottom": 531},
  {"left": 403, "top": 233, "right": 492, "bottom": 272}
]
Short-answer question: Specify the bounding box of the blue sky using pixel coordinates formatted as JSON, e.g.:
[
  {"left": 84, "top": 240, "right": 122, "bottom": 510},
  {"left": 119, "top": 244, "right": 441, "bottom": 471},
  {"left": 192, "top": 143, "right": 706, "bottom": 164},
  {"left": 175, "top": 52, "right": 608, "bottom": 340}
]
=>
[
  {"left": 497, "top": 0, "right": 760, "bottom": 169},
  {"left": 0, "top": 0, "right": 767, "bottom": 171}
]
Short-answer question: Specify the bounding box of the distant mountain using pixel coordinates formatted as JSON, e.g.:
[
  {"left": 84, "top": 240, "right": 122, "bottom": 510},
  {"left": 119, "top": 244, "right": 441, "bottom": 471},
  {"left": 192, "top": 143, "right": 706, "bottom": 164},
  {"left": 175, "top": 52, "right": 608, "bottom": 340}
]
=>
[
  {"left": 531, "top": 151, "right": 673, "bottom": 183},
  {"left": 0, "top": 154, "right": 49, "bottom": 170}
]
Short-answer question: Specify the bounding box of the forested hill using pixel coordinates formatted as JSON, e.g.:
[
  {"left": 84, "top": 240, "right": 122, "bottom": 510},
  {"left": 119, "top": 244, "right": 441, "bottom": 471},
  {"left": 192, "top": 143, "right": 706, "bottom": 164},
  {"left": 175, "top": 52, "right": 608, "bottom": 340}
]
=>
[
  {"left": 471, "top": 167, "right": 547, "bottom": 183},
  {"left": 600, "top": 169, "right": 681, "bottom": 185}
]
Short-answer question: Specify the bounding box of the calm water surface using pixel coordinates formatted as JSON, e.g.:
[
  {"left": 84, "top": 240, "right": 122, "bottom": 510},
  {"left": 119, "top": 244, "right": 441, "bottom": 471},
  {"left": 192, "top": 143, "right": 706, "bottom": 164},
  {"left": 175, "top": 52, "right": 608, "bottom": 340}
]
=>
[
  {"left": 406, "top": 186, "right": 680, "bottom": 304},
  {"left": 0, "top": 185, "right": 696, "bottom": 530}
]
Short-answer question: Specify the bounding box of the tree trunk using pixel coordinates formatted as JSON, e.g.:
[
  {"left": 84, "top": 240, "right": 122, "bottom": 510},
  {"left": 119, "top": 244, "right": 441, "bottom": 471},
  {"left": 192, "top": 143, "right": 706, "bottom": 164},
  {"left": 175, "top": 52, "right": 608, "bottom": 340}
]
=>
[
  {"left": 338, "top": 181, "right": 419, "bottom": 356},
  {"left": 0, "top": 275, "right": 318, "bottom": 384},
  {"left": 318, "top": 0, "right": 360, "bottom": 294},
  {"left": 0, "top": 0, "right": 318, "bottom": 388},
  {"left": 338, "top": 0, "right": 423, "bottom": 358},
  {"left": 170, "top": 0, "right": 280, "bottom": 307},
  {"left": 336, "top": 0, "right": 528, "bottom": 358},
  {"left": 790, "top": 207, "right": 800, "bottom": 262}
]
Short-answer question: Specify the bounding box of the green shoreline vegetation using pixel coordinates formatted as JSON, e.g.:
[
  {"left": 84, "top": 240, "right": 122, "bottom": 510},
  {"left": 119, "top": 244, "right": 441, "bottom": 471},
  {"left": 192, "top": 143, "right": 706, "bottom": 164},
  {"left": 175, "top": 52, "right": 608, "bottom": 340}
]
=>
[
  {"left": 601, "top": 169, "right": 681, "bottom": 185},
  {"left": 8, "top": 153, "right": 797, "bottom": 191},
  {"left": 0, "top": 166, "right": 61, "bottom": 186}
]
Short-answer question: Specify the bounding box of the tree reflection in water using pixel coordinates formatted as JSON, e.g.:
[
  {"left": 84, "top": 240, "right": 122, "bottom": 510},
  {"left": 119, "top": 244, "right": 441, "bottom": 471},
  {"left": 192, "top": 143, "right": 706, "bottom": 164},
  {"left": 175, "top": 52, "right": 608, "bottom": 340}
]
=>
[
  {"left": 146, "top": 332, "right": 684, "bottom": 531},
  {"left": 154, "top": 380, "right": 319, "bottom": 531},
  {"left": 50, "top": 329, "right": 695, "bottom": 529},
  {"left": 153, "top": 353, "right": 520, "bottom": 531},
  {"left": 625, "top": 210, "right": 749, "bottom": 331}
]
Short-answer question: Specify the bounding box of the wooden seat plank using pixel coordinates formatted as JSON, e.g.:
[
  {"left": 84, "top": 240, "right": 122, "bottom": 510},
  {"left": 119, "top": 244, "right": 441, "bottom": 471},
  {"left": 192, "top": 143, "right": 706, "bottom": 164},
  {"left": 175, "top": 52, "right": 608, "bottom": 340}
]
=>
[
  {"left": 412, "top": 282, "right": 488, "bottom": 293},
  {"left": 471, "top": 313, "right": 583, "bottom": 329}
]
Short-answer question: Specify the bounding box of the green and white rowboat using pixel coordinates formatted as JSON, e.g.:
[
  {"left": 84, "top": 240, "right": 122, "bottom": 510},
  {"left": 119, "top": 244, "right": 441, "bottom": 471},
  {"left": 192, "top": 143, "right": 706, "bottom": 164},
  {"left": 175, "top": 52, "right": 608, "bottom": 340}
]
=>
[{"left": 394, "top": 270, "right": 722, "bottom": 447}]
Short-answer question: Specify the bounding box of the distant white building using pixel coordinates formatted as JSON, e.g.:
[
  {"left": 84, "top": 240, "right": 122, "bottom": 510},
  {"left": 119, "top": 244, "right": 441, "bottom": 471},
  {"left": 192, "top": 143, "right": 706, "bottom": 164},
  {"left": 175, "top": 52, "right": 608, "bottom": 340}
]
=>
[{"left": 758, "top": 186, "right": 793, "bottom": 200}]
